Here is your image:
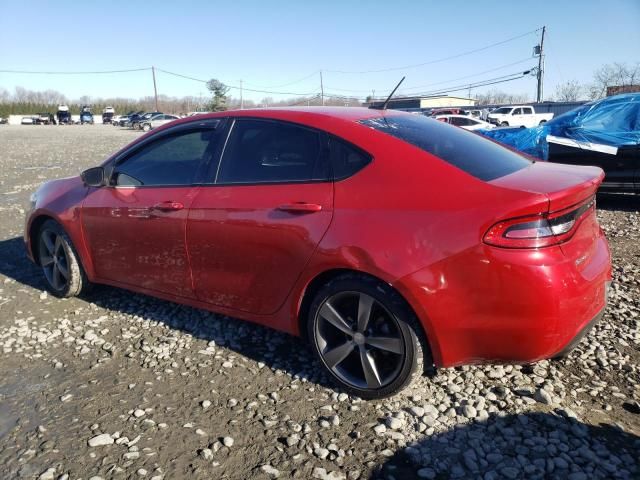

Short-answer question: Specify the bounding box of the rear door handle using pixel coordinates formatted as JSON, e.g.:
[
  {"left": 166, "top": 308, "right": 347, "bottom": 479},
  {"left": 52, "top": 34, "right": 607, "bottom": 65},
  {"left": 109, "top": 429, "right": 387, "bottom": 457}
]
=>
[
  {"left": 277, "top": 202, "right": 323, "bottom": 213},
  {"left": 152, "top": 201, "right": 184, "bottom": 211}
]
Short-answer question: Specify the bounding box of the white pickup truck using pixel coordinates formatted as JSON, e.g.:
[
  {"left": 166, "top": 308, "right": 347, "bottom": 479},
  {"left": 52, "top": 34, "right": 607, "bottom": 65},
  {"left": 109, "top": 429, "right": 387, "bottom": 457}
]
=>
[{"left": 487, "top": 105, "right": 554, "bottom": 128}]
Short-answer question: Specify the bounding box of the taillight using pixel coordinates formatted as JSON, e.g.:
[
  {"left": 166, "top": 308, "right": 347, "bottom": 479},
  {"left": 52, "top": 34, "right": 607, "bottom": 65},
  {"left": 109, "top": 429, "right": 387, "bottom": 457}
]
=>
[{"left": 483, "top": 198, "right": 595, "bottom": 248}]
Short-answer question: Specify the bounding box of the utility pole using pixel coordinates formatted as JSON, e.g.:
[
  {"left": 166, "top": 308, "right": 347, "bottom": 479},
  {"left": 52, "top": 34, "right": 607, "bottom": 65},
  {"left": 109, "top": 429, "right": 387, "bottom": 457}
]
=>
[
  {"left": 536, "top": 26, "right": 546, "bottom": 103},
  {"left": 151, "top": 66, "right": 159, "bottom": 111},
  {"left": 239, "top": 80, "right": 244, "bottom": 109},
  {"left": 320, "top": 70, "right": 325, "bottom": 106}
]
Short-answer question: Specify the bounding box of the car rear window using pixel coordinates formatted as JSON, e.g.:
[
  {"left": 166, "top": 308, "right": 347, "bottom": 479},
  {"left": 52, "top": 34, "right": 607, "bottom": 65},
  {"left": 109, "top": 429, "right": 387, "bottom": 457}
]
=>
[{"left": 360, "top": 115, "right": 531, "bottom": 181}]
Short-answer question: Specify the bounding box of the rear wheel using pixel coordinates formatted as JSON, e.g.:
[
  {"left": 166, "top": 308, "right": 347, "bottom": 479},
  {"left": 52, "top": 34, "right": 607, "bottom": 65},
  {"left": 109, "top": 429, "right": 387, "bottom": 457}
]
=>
[
  {"left": 37, "top": 220, "right": 90, "bottom": 297},
  {"left": 142, "top": 123, "right": 151, "bottom": 132},
  {"left": 307, "top": 274, "right": 426, "bottom": 399}
]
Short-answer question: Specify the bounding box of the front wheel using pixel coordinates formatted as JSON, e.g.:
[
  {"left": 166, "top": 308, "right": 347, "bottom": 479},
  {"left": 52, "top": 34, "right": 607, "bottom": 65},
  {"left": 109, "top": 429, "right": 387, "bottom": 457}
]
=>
[
  {"left": 142, "top": 123, "right": 151, "bottom": 132},
  {"left": 500, "top": 121, "right": 509, "bottom": 127},
  {"left": 37, "top": 220, "right": 90, "bottom": 297},
  {"left": 307, "top": 274, "right": 427, "bottom": 399}
]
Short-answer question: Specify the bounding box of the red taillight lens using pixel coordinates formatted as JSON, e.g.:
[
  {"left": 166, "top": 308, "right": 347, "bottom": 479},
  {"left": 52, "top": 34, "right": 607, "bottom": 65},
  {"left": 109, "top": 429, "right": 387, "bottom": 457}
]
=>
[{"left": 484, "top": 198, "right": 595, "bottom": 249}]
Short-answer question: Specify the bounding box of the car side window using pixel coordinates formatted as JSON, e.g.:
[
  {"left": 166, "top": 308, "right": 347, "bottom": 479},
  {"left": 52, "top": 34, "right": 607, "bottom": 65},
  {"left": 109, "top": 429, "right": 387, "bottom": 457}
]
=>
[
  {"left": 522, "top": 108, "right": 533, "bottom": 115},
  {"left": 217, "top": 119, "right": 329, "bottom": 184},
  {"left": 513, "top": 108, "right": 522, "bottom": 115},
  {"left": 113, "top": 129, "right": 215, "bottom": 187},
  {"left": 329, "top": 136, "right": 372, "bottom": 180}
]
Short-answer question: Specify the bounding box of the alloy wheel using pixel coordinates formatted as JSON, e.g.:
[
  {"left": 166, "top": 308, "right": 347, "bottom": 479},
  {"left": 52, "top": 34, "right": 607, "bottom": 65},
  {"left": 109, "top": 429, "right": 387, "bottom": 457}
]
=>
[
  {"left": 314, "top": 291, "right": 406, "bottom": 390},
  {"left": 39, "top": 229, "right": 70, "bottom": 292}
]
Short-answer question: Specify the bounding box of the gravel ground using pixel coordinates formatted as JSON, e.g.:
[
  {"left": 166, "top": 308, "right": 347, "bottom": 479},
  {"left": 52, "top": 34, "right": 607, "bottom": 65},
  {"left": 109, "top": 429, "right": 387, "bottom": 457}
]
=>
[{"left": 0, "top": 125, "right": 638, "bottom": 480}]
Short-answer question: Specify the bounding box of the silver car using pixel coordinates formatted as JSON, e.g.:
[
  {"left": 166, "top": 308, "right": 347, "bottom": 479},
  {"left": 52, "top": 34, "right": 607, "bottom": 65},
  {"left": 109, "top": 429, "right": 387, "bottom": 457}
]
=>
[{"left": 140, "top": 114, "right": 179, "bottom": 132}]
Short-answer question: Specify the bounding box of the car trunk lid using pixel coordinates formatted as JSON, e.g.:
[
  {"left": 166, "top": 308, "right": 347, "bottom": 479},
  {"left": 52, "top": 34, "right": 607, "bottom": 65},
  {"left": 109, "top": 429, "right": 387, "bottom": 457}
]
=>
[{"left": 489, "top": 161, "right": 604, "bottom": 212}]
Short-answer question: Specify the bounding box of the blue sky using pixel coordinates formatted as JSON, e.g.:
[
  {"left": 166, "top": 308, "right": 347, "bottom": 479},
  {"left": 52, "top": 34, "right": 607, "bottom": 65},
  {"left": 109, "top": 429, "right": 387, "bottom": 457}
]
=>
[{"left": 1, "top": 0, "right": 639, "bottom": 102}]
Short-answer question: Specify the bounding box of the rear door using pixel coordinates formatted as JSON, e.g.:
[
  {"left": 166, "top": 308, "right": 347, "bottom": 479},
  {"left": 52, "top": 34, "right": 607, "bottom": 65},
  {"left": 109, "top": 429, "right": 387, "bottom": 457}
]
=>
[
  {"left": 521, "top": 107, "right": 535, "bottom": 127},
  {"left": 187, "top": 118, "right": 334, "bottom": 315},
  {"left": 82, "top": 122, "right": 222, "bottom": 297}
]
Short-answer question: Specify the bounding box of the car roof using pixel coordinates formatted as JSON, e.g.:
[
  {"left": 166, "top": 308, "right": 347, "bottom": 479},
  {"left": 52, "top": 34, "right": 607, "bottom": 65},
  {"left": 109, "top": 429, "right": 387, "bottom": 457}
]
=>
[
  {"left": 435, "top": 114, "right": 481, "bottom": 120},
  {"left": 188, "top": 106, "right": 392, "bottom": 123}
]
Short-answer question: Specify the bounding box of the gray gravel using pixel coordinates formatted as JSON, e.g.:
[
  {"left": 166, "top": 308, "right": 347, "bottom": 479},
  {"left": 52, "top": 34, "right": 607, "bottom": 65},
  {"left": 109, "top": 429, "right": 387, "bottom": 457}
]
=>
[{"left": 0, "top": 125, "right": 638, "bottom": 479}]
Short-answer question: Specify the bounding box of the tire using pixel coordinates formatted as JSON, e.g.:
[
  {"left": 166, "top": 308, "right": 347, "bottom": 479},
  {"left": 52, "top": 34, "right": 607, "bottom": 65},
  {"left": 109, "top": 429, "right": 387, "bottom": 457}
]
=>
[
  {"left": 500, "top": 121, "right": 509, "bottom": 127},
  {"left": 307, "top": 273, "right": 428, "bottom": 399},
  {"left": 37, "top": 220, "right": 91, "bottom": 298},
  {"left": 539, "top": 120, "right": 547, "bottom": 125},
  {"left": 142, "top": 123, "right": 151, "bottom": 132}
]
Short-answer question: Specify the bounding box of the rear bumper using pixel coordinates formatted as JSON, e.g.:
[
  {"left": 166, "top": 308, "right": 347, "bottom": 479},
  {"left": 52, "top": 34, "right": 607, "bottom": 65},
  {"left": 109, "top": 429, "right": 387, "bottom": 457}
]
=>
[
  {"left": 552, "top": 302, "right": 606, "bottom": 359},
  {"left": 394, "top": 231, "right": 612, "bottom": 367}
]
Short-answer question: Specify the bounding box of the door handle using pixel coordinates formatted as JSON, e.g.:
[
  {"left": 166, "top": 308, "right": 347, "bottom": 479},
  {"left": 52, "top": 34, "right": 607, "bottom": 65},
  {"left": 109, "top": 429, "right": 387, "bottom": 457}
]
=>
[
  {"left": 277, "top": 202, "right": 323, "bottom": 213},
  {"left": 152, "top": 201, "right": 184, "bottom": 211}
]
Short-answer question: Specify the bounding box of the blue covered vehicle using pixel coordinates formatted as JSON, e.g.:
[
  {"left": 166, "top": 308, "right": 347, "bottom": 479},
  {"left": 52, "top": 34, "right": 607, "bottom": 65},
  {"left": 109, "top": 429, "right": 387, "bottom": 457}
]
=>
[
  {"left": 80, "top": 105, "right": 94, "bottom": 125},
  {"left": 479, "top": 93, "right": 640, "bottom": 193}
]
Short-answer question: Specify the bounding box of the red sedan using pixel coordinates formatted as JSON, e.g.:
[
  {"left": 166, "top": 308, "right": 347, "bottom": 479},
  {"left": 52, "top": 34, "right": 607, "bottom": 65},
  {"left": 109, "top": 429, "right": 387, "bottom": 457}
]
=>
[{"left": 24, "top": 107, "right": 611, "bottom": 398}]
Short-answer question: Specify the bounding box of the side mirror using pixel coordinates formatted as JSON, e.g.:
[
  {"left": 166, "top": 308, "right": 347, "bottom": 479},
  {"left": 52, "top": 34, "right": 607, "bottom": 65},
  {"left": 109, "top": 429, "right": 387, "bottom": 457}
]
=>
[{"left": 81, "top": 167, "right": 105, "bottom": 187}]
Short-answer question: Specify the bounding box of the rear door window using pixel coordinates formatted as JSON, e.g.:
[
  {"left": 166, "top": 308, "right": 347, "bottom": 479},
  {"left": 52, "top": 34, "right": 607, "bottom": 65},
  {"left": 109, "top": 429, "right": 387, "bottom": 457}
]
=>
[
  {"left": 216, "top": 119, "right": 330, "bottom": 184},
  {"left": 360, "top": 115, "right": 531, "bottom": 181}
]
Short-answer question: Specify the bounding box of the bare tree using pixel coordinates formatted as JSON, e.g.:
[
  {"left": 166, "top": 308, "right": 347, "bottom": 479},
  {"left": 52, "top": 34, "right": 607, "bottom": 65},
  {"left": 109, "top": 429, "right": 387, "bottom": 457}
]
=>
[
  {"left": 588, "top": 62, "right": 640, "bottom": 99},
  {"left": 476, "top": 90, "right": 529, "bottom": 105},
  {"left": 554, "top": 80, "right": 584, "bottom": 102}
]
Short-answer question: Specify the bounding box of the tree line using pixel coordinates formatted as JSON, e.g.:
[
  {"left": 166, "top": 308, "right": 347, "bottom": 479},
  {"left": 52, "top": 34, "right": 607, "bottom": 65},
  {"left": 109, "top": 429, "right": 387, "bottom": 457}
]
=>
[{"left": 1, "top": 62, "right": 637, "bottom": 118}]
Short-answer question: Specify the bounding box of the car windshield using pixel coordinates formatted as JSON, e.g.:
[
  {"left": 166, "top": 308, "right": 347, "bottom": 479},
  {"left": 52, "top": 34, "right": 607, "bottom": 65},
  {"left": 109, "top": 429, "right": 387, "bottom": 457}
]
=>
[
  {"left": 493, "top": 107, "right": 513, "bottom": 114},
  {"left": 360, "top": 114, "right": 531, "bottom": 181}
]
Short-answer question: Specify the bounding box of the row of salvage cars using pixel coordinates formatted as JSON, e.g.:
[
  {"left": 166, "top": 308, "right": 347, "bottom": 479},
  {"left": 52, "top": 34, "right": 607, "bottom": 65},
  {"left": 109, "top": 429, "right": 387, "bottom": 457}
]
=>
[
  {"left": 112, "top": 111, "right": 180, "bottom": 131},
  {"left": 478, "top": 93, "right": 640, "bottom": 194}
]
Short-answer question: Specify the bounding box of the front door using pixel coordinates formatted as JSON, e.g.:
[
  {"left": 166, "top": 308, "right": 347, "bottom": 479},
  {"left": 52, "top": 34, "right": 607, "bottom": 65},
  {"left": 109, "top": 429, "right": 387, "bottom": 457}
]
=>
[
  {"left": 82, "top": 127, "right": 220, "bottom": 297},
  {"left": 187, "top": 118, "right": 334, "bottom": 315}
]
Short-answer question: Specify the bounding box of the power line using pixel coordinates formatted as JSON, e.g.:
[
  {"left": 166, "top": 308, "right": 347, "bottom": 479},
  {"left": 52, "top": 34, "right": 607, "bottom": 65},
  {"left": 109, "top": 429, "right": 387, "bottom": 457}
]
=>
[
  {"left": 243, "top": 70, "right": 319, "bottom": 89},
  {"left": 0, "top": 67, "right": 151, "bottom": 74},
  {"left": 288, "top": 94, "right": 320, "bottom": 106},
  {"left": 323, "top": 28, "right": 542, "bottom": 74},
  {"left": 323, "top": 58, "right": 535, "bottom": 94},
  {"left": 406, "top": 70, "right": 533, "bottom": 98},
  {"left": 155, "top": 68, "right": 318, "bottom": 96},
  {"left": 324, "top": 70, "right": 533, "bottom": 102}
]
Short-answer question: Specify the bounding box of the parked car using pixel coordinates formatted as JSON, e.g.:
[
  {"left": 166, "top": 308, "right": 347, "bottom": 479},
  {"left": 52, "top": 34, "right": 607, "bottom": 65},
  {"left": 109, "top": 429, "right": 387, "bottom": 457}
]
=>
[
  {"left": 35, "top": 113, "right": 54, "bottom": 125},
  {"left": 480, "top": 108, "right": 496, "bottom": 121},
  {"left": 130, "top": 112, "right": 163, "bottom": 129},
  {"left": 24, "top": 108, "right": 611, "bottom": 398},
  {"left": 0, "top": 117, "right": 7, "bottom": 125},
  {"left": 56, "top": 105, "right": 72, "bottom": 125},
  {"left": 80, "top": 106, "right": 94, "bottom": 125},
  {"left": 139, "top": 114, "right": 179, "bottom": 131},
  {"left": 102, "top": 106, "right": 115, "bottom": 124},
  {"left": 466, "top": 109, "right": 483, "bottom": 118},
  {"left": 435, "top": 114, "right": 494, "bottom": 131},
  {"left": 487, "top": 105, "right": 554, "bottom": 127},
  {"left": 116, "top": 111, "right": 141, "bottom": 127},
  {"left": 480, "top": 93, "right": 640, "bottom": 194},
  {"left": 21, "top": 116, "right": 35, "bottom": 125},
  {"left": 429, "top": 108, "right": 467, "bottom": 116}
]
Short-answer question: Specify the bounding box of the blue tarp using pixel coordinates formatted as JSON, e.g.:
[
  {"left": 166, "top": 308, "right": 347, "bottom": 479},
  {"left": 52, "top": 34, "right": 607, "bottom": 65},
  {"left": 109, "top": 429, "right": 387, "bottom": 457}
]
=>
[{"left": 478, "top": 93, "right": 640, "bottom": 159}]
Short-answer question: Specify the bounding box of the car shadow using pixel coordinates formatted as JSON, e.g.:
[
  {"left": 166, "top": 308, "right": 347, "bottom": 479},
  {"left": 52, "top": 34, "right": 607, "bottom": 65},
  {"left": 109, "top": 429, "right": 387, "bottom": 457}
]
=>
[
  {"left": 0, "top": 236, "right": 337, "bottom": 391},
  {"left": 371, "top": 411, "right": 640, "bottom": 480}
]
